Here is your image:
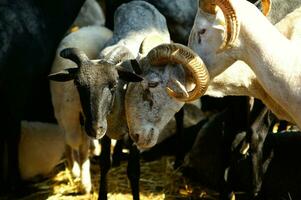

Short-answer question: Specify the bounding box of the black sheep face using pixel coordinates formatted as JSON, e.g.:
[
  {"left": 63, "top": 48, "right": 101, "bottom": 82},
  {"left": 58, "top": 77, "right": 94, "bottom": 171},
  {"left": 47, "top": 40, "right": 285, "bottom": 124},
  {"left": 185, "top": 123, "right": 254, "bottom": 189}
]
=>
[
  {"left": 75, "top": 60, "right": 119, "bottom": 139},
  {"left": 48, "top": 48, "right": 143, "bottom": 139}
]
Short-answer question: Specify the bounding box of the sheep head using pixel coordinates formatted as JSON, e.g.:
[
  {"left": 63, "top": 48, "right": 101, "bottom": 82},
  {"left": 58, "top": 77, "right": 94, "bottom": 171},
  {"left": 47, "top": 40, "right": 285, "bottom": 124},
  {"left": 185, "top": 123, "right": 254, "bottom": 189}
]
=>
[
  {"left": 188, "top": 0, "right": 270, "bottom": 78},
  {"left": 48, "top": 47, "right": 143, "bottom": 139},
  {"left": 125, "top": 35, "right": 209, "bottom": 149}
]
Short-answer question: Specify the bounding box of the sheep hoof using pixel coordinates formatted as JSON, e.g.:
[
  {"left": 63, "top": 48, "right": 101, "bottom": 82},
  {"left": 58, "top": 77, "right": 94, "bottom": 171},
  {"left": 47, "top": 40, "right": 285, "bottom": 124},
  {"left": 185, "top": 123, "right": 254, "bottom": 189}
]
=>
[{"left": 240, "top": 142, "right": 250, "bottom": 155}]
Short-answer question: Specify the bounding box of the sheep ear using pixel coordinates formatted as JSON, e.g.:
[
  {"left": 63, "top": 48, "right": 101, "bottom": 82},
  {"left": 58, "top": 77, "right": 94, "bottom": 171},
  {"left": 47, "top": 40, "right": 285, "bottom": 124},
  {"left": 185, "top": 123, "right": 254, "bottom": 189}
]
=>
[
  {"left": 130, "top": 59, "right": 143, "bottom": 75},
  {"left": 116, "top": 66, "right": 143, "bottom": 82},
  {"left": 48, "top": 67, "right": 78, "bottom": 82},
  {"left": 168, "top": 78, "right": 189, "bottom": 98},
  {"left": 213, "top": 15, "right": 226, "bottom": 31}
]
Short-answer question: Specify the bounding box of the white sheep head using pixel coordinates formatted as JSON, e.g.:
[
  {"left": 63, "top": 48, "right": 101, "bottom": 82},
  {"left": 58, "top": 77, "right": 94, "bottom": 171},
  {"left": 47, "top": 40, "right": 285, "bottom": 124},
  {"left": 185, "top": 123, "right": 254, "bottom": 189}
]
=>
[
  {"left": 188, "top": 0, "right": 270, "bottom": 77},
  {"left": 125, "top": 35, "right": 210, "bottom": 149}
]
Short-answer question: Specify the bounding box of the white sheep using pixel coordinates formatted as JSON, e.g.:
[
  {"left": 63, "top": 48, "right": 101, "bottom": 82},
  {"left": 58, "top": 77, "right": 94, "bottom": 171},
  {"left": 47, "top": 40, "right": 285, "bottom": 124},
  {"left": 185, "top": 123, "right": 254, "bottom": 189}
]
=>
[
  {"left": 73, "top": 0, "right": 105, "bottom": 28},
  {"left": 188, "top": 0, "right": 301, "bottom": 128},
  {"left": 19, "top": 121, "right": 65, "bottom": 181},
  {"left": 50, "top": 25, "right": 112, "bottom": 193},
  {"left": 205, "top": 61, "right": 294, "bottom": 122},
  {"left": 101, "top": 1, "right": 209, "bottom": 149}
]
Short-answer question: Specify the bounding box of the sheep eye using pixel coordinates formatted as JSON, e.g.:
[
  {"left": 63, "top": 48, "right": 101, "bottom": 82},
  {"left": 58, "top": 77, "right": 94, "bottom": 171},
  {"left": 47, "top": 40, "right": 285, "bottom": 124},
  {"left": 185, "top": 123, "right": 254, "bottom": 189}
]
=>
[
  {"left": 110, "top": 87, "right": 116, "bottom": 93},
  {"left": 74, "top": 79, "right": 80, "bottom": 87},
  {"left": 142, "top": 89, "right": 153, "bottom": 108},
  {"left": 148, "top": 81, "right": 159, "bottom": 88},
  {"left": 109, "top": 82, "right": 117, "bottom": 93},
  {"left": 198, "top": 29, "right": 206, "bottom": 44},
  {"left": 199, "top": 29, "right": 206, "bottom": 35}
]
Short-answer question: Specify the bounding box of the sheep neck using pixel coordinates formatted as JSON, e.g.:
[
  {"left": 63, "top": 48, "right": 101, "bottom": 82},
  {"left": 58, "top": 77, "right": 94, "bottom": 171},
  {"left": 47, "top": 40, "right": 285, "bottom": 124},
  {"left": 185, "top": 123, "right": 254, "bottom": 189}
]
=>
[{"left": 236, "top": 0, "right": 301, "bottom": 127}]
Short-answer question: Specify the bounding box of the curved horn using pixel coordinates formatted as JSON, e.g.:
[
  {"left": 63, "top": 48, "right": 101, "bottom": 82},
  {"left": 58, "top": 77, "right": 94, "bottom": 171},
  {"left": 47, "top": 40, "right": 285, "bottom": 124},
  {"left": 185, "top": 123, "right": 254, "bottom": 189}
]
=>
[
  {"left": 60, "top": 47, "right": 89, "bottom": 67},
  {"left": 146, "top": 43, "right": 210, "bottom": 102},
  {"left": 106, "top": 46, "right": 135, "bottom": 65},
  {"left": 261, "top": 0, "right": 271, "bottom": 16},
  {"left": 139, "top": 34, "right": 168, "bottom": 56},
  {"left": 199, "top": 0, "right": 239, "bottom": 52}
]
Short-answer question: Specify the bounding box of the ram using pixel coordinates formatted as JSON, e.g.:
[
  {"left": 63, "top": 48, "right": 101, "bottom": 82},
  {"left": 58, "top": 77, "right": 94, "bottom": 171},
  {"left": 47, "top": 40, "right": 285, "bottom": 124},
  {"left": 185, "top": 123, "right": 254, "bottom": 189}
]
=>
[
  {"left": 190, "top": 0, "right": 301, "bottom": 123},
  {"left": 188, "top": 0, "right": 301, "bottom": 128}
]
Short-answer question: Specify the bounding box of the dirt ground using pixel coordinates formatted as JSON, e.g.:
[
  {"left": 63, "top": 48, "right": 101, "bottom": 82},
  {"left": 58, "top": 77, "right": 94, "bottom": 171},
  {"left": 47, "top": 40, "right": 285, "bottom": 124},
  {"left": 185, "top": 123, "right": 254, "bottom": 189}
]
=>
[{"left": 14, "top": 156, "right": 218, "bottom": 200}]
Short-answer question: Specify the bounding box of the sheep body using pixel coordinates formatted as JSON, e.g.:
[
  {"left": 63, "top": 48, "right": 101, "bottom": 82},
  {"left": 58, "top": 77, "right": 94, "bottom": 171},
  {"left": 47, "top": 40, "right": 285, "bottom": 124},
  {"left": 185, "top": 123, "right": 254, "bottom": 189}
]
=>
[
  {"left": 100, "top": 1, "right": 186, "bottom": 148},
  {"left": 73, "top": 0, "right": 105, "bottom": 27},
  {"left": 143, "top": 0, "right": 197, "bottom": 44},
  {"left": 189, "top": 0, "right": 301, "bottom": 128},
  {"left": 195, "top": 0, "right": 301, "bottom": 122},
  {"left": 50, "top": 25, "right": 112, "bottom": 193},
  {"left": 205, "top": 61, "right": 294, "bottom": 122},
  {"left": 101, "top": 1, "right": 170, "bottom": 59},
  {"left": 19, "top": 121, "right": 64, "bottom": 180}
]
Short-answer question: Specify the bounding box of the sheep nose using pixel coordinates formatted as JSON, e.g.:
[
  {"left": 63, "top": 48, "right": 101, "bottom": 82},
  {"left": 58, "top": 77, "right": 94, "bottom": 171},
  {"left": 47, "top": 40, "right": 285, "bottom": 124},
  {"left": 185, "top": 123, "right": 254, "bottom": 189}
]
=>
[
  {"left": 131, "top": 133, "right": 140, "bottom": 143},
  {"left": 95, "top": 127, "right": 106, "bottom": 138},
  {"left": 86, "top": 123, "right": 107, "bottom": 139}
]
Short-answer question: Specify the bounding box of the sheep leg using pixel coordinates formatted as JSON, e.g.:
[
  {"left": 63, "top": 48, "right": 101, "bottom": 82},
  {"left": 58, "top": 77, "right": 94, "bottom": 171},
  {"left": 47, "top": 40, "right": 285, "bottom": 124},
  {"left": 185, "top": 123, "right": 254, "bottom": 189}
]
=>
[
  {"left": 250, "top": 147, "right": 262, "bottom": 197},
  {"left": 249, "top": 127, "right": 268, "bottom": 198},
  {"left": 90, "top": 139, "right": 101, "bottom": 157},
  {"left": 219, "top": 147, "right": 236, "bottom": 200},
  {"left": 174, "top": 107, "right": 185, "bottom": 169},
  {"left": 219, "top": 174, "right": 236, "bottom": 200},
  {"left": 65, "top": 145, "right": 73, "bottom": 173},
  {"left": 112, "top": 139, "right": 124, "bottom": 167},
  {"left": 0, "top": 115, "right": 21, "bottom": 194},
  {"left": 98, "top": 135, "right": 111, "bottom": 200},
  {"left": 220, "top": 97, "right": 252, "bottom": 200},
  {"left": 70, "top": 149, "right": 81, "bottom": 179},
  {"left": 79, "top": 133, "right": 92, "bottom": 194},
  {"left": 127, "top": 139, "right": 140, "bottom": 200},
  {"left": 254, "top": 150, "right": 274, "bottom": 200},
  {"left": 248, "top": 107, "right": 271, "bottom": 198}
]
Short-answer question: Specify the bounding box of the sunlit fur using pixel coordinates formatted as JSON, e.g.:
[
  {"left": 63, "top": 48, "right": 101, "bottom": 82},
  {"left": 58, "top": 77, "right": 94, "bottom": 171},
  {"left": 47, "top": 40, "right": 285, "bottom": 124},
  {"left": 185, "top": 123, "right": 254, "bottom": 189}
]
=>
[
  {"left": 19, "top": 121, "right": 65, "bottom": 180},
  {"left": 189, "top": 0, "right": 301, "bottom": 128}
]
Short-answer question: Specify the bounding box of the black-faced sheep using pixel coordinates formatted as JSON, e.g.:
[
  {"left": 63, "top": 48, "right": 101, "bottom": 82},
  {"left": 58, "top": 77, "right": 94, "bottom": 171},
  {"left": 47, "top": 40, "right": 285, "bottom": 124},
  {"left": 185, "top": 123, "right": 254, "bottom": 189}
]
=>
[{"left": 50, "top": 25, "right": 113, "bottom": 193}]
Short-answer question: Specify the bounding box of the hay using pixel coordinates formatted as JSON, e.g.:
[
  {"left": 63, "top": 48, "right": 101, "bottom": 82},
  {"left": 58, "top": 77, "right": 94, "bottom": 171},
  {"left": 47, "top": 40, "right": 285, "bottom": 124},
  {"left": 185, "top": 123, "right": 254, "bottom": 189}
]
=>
[{"left": 12, "top": 156, "right": 218, "bottom": 200}]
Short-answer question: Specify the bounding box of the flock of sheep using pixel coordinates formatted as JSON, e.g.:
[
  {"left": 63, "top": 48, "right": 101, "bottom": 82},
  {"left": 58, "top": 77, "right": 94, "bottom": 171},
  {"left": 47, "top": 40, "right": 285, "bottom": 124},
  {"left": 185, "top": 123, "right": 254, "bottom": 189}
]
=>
[{"left": 1, "top": 0, "right": 301, "bottom": 199}]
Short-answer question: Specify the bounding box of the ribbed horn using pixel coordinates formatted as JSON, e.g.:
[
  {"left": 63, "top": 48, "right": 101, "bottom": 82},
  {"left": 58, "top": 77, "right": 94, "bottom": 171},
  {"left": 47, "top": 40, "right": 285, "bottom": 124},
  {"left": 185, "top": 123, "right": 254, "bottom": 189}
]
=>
[
  {"left": 106, "top": 46, "right": 135, "bottom": 65},
  {"left": 146, "top": 43, "right": 210, "bottom": 102},
  {"left": 60, "top": 47, "right": 89, "bottom": 67},
  {"left": 139, "top": 34, "right": 168, "bottom": 56},
  {"left": 199, "top": 0, "right": 217, "bottom": 14},
  {"left": 199, "top": 0, "right": 239, "bottom": 52},
  {"left": 261, "top": 0, "right": 271, "bottom": 16}
]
